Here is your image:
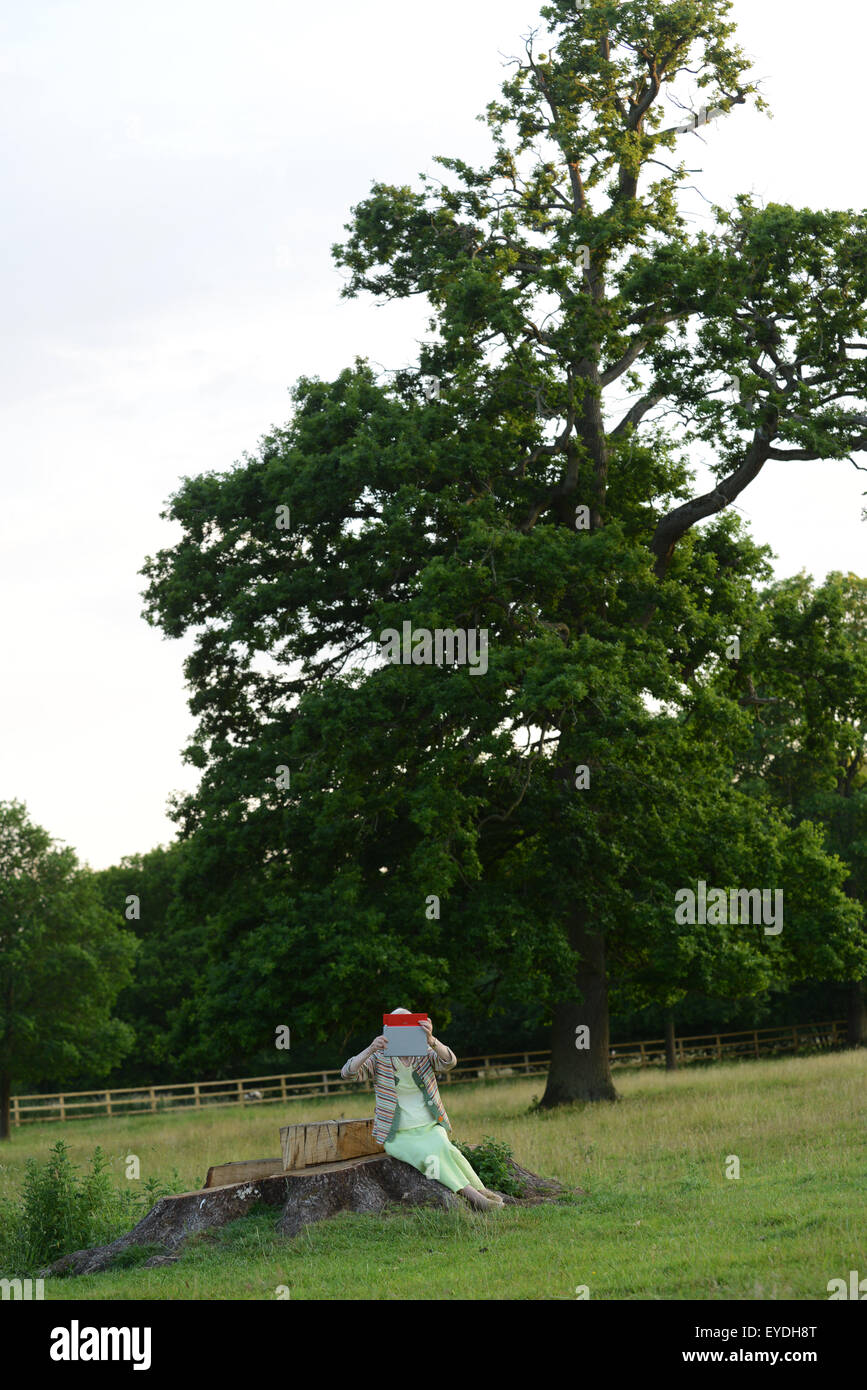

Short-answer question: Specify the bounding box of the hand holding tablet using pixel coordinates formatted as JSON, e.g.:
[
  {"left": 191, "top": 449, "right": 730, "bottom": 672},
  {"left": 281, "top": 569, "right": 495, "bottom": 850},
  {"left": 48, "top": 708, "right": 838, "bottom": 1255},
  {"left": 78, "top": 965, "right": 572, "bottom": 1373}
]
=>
[{"left": 382, "top": 1012, "right": 431, "bottom": 1057}]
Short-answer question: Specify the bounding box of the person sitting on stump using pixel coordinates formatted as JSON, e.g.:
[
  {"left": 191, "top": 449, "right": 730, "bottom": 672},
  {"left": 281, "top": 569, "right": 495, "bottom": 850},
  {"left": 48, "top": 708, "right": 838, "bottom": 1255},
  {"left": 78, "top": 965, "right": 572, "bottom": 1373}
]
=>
[{"left": 341, "top": 1007, "right": 504, "bottom": 1211}]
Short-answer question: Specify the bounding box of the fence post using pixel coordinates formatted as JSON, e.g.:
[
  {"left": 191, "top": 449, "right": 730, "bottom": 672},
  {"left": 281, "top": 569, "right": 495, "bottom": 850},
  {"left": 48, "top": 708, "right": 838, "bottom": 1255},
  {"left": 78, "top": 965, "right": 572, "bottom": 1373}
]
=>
[
  {"left": 831, "top": 1020, "right": 838, "bottom": 1046},
  {"left": 105, "top": 1091, "right": 112, "bottom": 1118},
  {"left": 715, "top": 1035, "right": 722, "bottom": 1061},
  {"left": 322, "top": 1071, "right": 329, "bottom": 1096},
  {"left": 59, "top": 1094, "right": 65, "bottom": 1122},
  {"left": 639, "top": 1042, "right": 647, "bottom": 1068},
  {"left": 12, "top": 1096, "right": 20, "bottom": 1127},
  {"left": 753, "top": 1031, "right": 760, "bottom": 1059},
  {"left": 280, "top": 1076, "right": 287, "bottom": 1101},
  {"left": 149, "top": 1087, "right": 156, "bottom": 1113},
  {"left": 792, "top": 1026, "right": 798, "bottom": 1052},
  {"left": 238, "top": 1081, "right": 245, "bottom": 1107},
  {"left": 524, "top": 1052, "right": 530, "bottom": 1074},
  {"left": 194, "top": 1083, "right": 201, "bottom": 1109}
]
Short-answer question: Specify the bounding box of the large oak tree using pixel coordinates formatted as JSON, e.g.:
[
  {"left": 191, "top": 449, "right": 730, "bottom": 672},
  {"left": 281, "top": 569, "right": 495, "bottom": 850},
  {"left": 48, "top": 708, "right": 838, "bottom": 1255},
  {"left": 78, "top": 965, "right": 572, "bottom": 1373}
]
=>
[{"left": 141, "top": 0, "right": 867, "bottom": 1102}]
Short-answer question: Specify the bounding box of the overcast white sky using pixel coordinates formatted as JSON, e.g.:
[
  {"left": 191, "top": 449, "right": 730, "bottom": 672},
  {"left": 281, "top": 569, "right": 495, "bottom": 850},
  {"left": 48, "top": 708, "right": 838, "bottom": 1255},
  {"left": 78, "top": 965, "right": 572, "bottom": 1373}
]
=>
[{"left": 1, "top": 0, "right": 864, "bottom": 870}]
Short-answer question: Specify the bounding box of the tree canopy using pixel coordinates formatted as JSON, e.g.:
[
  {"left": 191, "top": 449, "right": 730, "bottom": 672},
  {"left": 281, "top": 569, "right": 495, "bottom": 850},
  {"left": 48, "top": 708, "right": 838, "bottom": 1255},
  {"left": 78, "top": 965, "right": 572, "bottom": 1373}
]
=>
[
  {"left": 141, "top": 0, "right": 867, "bottom": 1102},
  {"left": 0, "top": 801, "right": 138, "bottom": 1139}
]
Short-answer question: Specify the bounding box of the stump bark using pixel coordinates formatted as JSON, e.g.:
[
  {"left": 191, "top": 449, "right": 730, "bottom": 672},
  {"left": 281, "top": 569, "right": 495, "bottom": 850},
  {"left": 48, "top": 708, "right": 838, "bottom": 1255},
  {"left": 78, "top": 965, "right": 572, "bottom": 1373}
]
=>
[
  {"left": 41, "top": 1152, "right": 579, "bottom": 1278},
  {"left": 277, "top": 1153, "right": 459, "bottom": 1237}
]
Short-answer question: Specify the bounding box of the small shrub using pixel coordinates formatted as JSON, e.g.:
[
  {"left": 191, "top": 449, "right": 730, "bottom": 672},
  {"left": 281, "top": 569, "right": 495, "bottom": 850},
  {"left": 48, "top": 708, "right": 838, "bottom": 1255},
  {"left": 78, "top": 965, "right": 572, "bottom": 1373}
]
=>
[
  {"left": 126, "top": 1171, "right": 181, "bottom": 1222},
  {"left": 18, "top": 1140, "right": 94, "bottom": 1268},
  {"left": 0, "top": 1193, "right": 20, "bottom": 1269},
  {"left": 454, "top": 1134, "right": 525, "bottom": 1197},
  {"left": 3, "top": 1140, "right": 182, "bottom": 1274}
]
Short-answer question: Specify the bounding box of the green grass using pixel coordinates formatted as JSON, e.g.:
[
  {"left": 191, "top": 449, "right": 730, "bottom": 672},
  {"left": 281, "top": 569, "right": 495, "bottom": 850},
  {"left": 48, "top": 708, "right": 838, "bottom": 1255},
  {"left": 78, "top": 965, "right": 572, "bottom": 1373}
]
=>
[{"left": 1, "top": 1050, "right": 864, "bottom": 1300}]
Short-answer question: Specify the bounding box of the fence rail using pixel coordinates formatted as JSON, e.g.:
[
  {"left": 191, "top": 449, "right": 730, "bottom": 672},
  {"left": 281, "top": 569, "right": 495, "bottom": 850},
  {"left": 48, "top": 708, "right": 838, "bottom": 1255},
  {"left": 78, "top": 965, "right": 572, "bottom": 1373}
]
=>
[{"left": 9, "top": 1019, "right": 847, "bottom": 1127}]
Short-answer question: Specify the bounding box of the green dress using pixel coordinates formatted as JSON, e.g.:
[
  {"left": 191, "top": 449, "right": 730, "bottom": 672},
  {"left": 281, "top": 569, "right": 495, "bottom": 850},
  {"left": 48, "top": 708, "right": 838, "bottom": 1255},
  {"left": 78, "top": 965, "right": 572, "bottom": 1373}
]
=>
[{"left": 383, "top": 1058, "right": 484, "bottom": 1193}]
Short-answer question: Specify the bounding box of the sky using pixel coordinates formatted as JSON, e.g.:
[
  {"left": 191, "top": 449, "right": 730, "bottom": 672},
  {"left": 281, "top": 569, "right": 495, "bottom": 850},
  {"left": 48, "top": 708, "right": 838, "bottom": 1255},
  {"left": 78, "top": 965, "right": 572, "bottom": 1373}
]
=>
[{"left": 1, "top": 0, "right": 864, "bottom": 870}]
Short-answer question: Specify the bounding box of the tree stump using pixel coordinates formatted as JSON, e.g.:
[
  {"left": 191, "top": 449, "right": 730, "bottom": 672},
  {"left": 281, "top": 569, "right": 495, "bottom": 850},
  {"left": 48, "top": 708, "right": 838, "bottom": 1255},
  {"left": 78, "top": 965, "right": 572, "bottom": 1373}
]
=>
[
  {"left": 40, "top": 1152, "right": 579, "bottom": 1278},
  {"left": 277, "top": 1153, "right": 459, "bottom": 1238}
]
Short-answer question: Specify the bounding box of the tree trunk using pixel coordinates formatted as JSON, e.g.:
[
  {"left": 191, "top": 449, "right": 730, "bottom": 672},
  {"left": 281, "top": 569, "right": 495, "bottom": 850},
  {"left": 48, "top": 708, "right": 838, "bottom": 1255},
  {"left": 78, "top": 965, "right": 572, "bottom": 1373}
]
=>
[
  {"left": 0, "top": 1072, "right": 10, "bottom": 1141},
  {"left": 846, "top": 980, "right": 867, "bottom": 1047},
  {"left": 664, "top": 1009, "right": 678, "bottom": 1071},
  {"left": 540, "top": 913, "right": 616, "bottom": 1105}
]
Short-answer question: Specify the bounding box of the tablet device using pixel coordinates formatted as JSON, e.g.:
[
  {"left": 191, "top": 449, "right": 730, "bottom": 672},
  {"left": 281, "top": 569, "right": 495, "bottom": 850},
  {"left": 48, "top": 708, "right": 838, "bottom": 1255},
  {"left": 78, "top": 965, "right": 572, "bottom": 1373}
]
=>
[{"left": 382, "top": 1013, "right": 430, "bottom": 1057}]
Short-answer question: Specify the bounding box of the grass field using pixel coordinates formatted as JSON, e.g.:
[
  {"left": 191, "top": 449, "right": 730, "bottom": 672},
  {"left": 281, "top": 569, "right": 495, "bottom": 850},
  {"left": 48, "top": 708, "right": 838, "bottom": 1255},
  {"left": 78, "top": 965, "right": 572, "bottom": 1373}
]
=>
[{"left": 1, "top": 1049, "right": 865, "bottom": 1300}]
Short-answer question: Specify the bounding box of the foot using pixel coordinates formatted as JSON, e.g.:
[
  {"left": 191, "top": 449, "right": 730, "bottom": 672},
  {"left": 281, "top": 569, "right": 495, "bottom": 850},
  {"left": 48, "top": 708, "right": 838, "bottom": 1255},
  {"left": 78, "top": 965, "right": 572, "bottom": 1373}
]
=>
[
  {"left": 459, "top": 1185, "right": 502, "bottom": 1211},
  {"left": 479, "top": 1187, "right": 505, "bottom": 1205}
]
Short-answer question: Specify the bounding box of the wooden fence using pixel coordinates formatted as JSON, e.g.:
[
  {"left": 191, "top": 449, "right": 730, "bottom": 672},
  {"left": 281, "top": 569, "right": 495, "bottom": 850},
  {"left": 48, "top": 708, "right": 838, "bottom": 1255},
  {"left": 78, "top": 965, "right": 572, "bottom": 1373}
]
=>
[{"left": 8, "top": 1018, "right": 848, "bottom": 1127}]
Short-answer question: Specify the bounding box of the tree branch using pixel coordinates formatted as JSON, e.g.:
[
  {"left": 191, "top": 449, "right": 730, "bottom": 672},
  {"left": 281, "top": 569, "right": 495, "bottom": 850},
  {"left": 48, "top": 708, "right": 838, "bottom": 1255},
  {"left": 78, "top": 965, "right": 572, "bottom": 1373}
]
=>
[
  {"left": 766, "top": 434, "right": 867, "bottom": 461},
  {"left": 650, "top": 424, "right": 774, "bottom": 578},
  {"left": 610, "top": 391, "right": 664, "bottom": 438},
  {"left": 600, "top": 314, "right": 685, "bottom": 386}
]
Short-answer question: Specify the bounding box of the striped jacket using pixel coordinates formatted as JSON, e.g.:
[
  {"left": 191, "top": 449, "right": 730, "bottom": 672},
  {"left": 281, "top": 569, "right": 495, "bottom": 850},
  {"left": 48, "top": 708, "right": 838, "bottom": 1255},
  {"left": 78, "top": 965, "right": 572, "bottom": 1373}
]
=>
[{"left": 341, "top": 1044, "right": 457, "bottom": 1144}]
